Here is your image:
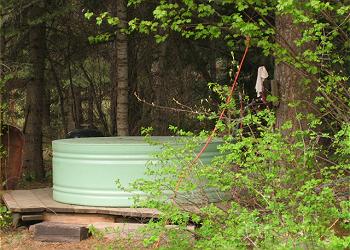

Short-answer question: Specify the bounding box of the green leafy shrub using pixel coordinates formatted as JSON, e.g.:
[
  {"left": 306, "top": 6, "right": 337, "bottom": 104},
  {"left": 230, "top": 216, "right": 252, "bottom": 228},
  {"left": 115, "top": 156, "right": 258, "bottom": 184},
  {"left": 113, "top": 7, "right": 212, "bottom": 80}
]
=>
[
  {"left": 125, "top": 108, "right": 350, "bottom": 249},
  {"left": 0, "top": 205, "right": 12, "bottom": 231}
]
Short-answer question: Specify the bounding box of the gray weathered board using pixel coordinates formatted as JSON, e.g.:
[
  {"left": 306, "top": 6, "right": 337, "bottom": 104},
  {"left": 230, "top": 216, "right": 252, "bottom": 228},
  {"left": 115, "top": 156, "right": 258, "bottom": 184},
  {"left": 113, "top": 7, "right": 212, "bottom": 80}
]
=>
[
  {"left": 33, "top": 222, "right": 89, "bottom": 242},
  {"left": 1, "top": 188, "right": 159, "bottom": 218}
]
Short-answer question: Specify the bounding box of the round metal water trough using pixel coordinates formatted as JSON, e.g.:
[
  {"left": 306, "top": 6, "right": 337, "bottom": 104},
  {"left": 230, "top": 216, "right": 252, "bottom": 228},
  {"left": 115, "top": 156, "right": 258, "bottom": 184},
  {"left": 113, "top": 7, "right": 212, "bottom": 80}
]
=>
[{"left": 52, "top": 136, "right": 224, "bottom": 207}]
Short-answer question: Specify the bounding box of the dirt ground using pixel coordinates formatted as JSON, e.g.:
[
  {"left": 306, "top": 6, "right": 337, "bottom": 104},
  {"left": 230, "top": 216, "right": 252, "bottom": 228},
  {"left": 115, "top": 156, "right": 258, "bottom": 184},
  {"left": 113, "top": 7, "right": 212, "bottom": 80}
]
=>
[{"left": 0, "top": 227, "right": 147, "bottom": 250}]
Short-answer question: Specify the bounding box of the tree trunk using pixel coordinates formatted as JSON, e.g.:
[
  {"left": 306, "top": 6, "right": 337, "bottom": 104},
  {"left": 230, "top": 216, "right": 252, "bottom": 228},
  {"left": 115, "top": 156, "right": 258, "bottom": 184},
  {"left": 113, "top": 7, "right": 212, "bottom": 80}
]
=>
[
  {"left": 110, "top": 41, "right": 117, "bottom": 135},
  {"left": 74, "top": 86, "right": 83, "bottom": 127},
  {"left": 65, "top": 88, "right": 76, "bottom": 132},
  {"left": 115, "top": 0, "right": 129, "bottom": 135},
  {"left": 209, "top": 41, "right": 216, "bottom": 83},
  {"left": 80, "top": 65, "right": 109, "bottom": 133},
  {"left": 50, "top": 61, "right": 68, "bottom": 135},
  {"left": 42, "top": 86, "right": 51, "bottom": 144},
  {"left": 87, "top": 86, "right": 94, "bottom": 127},
  {"left": 68, "top": 61, "right": 83, "bottom": 128},
  {"left": 23, "top": 1, "right": 46, "bottom": 180},
  {"left": 151, "top": 42, "right": 166, "bottom": 134},
  {"left": 0, "top": 3, "right": 5, "bottom": 189},
  {"left": 274, "top": 14, "right": 316, "bottom": 132}
]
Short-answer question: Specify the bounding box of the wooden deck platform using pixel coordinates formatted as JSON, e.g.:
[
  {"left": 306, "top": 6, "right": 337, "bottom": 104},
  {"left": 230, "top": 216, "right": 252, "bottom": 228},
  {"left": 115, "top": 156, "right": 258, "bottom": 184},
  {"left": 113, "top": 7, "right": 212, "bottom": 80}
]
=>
[{"left": 1, "top": 188, "right": 159, "bottom": 218}]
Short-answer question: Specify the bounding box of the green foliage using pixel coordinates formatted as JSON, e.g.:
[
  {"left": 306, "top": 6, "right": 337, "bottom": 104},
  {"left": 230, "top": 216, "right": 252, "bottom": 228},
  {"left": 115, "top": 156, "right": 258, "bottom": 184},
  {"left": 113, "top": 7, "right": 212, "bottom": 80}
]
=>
[
  {"left": 88, "top": 225, "right": 105, "bottom": 240},
  {"left": 120, "top": 80, "right": 350, "bottom": 248},
  {"left": 84, "top": 10, "right": 120, "bottom": 27},
  {"left": 0, "top": 205, "right": 12, "bottom": 231},
  {"left": 125, "top": 0, "right": 350, "bottom": 124},
  {"left": 335, "top": 124, "right": 350, "bottom": 157},
  {"left": 129, "top": 114, "right": 350, "bottom": 248},
  {"left": 83, "top": 9, "right": 120, "bottom": 44}
]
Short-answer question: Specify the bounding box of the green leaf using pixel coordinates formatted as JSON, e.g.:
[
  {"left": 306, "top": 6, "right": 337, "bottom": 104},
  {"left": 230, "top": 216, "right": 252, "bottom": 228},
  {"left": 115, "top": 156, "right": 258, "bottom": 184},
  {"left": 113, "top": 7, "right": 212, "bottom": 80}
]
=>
[
  {"left": 155, "top": 34, "right": 168, "bottom": 43},
  {"left": 84, "top": 11, "right": 94, "bottom": 20},
  {"left": 107, "top": 17, "right": 119, "bottom": 26},
  {"left": 96, "top": 16, "right": 103, "bottom": 26}
]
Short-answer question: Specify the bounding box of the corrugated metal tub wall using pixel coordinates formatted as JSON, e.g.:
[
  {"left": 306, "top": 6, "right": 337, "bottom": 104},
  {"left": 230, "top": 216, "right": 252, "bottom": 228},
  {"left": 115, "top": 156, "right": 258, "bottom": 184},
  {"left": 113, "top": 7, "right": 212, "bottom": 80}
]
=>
[{"left": 52, "top": 136, "right": 226, "bottom": 207}]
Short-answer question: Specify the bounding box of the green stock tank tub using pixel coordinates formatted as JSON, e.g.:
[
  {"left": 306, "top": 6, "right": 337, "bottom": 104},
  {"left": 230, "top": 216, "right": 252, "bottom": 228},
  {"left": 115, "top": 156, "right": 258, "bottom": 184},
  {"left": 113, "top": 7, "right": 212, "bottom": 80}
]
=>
[{"left": 52, "top": 136, "right": 225, "bottom": 207}]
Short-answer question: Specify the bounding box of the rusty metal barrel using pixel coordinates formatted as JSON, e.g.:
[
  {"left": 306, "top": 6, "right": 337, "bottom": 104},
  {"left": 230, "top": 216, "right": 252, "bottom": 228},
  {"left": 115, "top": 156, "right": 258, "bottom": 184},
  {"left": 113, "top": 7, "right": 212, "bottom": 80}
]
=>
[{"left": 1, "top": 125, "right": 24, "bottom": 190}]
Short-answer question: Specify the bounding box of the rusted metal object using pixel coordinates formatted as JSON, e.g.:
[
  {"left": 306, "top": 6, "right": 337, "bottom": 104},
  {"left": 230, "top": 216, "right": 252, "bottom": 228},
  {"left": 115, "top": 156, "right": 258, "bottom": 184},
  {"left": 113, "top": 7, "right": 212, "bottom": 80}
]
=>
[{"left": 1, "top": 125, "right": 24, "bottom": 189}]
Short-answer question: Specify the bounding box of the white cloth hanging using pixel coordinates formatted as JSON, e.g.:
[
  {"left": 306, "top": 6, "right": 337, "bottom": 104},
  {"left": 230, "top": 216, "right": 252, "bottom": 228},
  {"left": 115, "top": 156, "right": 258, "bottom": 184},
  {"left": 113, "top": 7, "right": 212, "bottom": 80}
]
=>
[{"left": 255, "top": 66, "right": 269, "bottom": 97}]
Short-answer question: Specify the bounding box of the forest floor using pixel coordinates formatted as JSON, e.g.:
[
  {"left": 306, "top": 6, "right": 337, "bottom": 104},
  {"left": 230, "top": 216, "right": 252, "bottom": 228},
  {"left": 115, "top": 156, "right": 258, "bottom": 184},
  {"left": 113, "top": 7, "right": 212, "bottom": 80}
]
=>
[{"left": 0, "top": 228, "right": 148, "bottom": 250}]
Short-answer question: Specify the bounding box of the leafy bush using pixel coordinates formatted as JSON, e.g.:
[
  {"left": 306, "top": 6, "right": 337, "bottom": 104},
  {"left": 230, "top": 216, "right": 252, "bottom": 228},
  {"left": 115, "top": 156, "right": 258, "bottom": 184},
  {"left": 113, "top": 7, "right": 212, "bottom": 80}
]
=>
[
  {"left": 0, "top": 205, "right": 12, "bottom": 231},
  {"left": 126, "top": 108, "right": 350, "bottom": 249}
]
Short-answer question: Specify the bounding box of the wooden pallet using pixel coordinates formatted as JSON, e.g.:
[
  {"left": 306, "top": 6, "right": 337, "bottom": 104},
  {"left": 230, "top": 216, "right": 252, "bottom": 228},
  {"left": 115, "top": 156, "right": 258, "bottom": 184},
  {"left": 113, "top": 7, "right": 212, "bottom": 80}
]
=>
[{"left": 1, "top": 188, "right": 159, "bottom": 226}]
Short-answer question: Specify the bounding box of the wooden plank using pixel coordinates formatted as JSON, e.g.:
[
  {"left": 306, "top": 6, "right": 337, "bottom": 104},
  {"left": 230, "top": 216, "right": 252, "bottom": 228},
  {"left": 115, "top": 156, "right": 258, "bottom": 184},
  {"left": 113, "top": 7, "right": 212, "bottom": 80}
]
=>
[
  {"left": 31, "top": 188, "right": 75, "bottom": 213},
  {"left": 106, "top": 207, "right": 160, "bottom": 218},
  {"left": 35, "top": 188, "right": 160, "bottom": 218},
  {"left": 72, "top": 205, "right": 159, "bottom": 218},
  {"left": 43, "top": 212, "right": 115, "bottom": 224},
  {"left": 22, "top": 214, "right": 44, "bottom": 221},
  {"left": 2, "top": 190, "right": 45, "bottom": 213},
  {"left": 72, "top": 204, "right": 106, "bottom": 214},
  {"left": 33, "top": 222, "right": 89, "bottom": 242},
  {"left": 3, "top": 188, "right": 160, "bottom": 218},
  {"left": 10, "top": 190, "right": 45, "bottom": 212},
  {"left": 2, "top": 192, "right": 21, "bottom": 212}
]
